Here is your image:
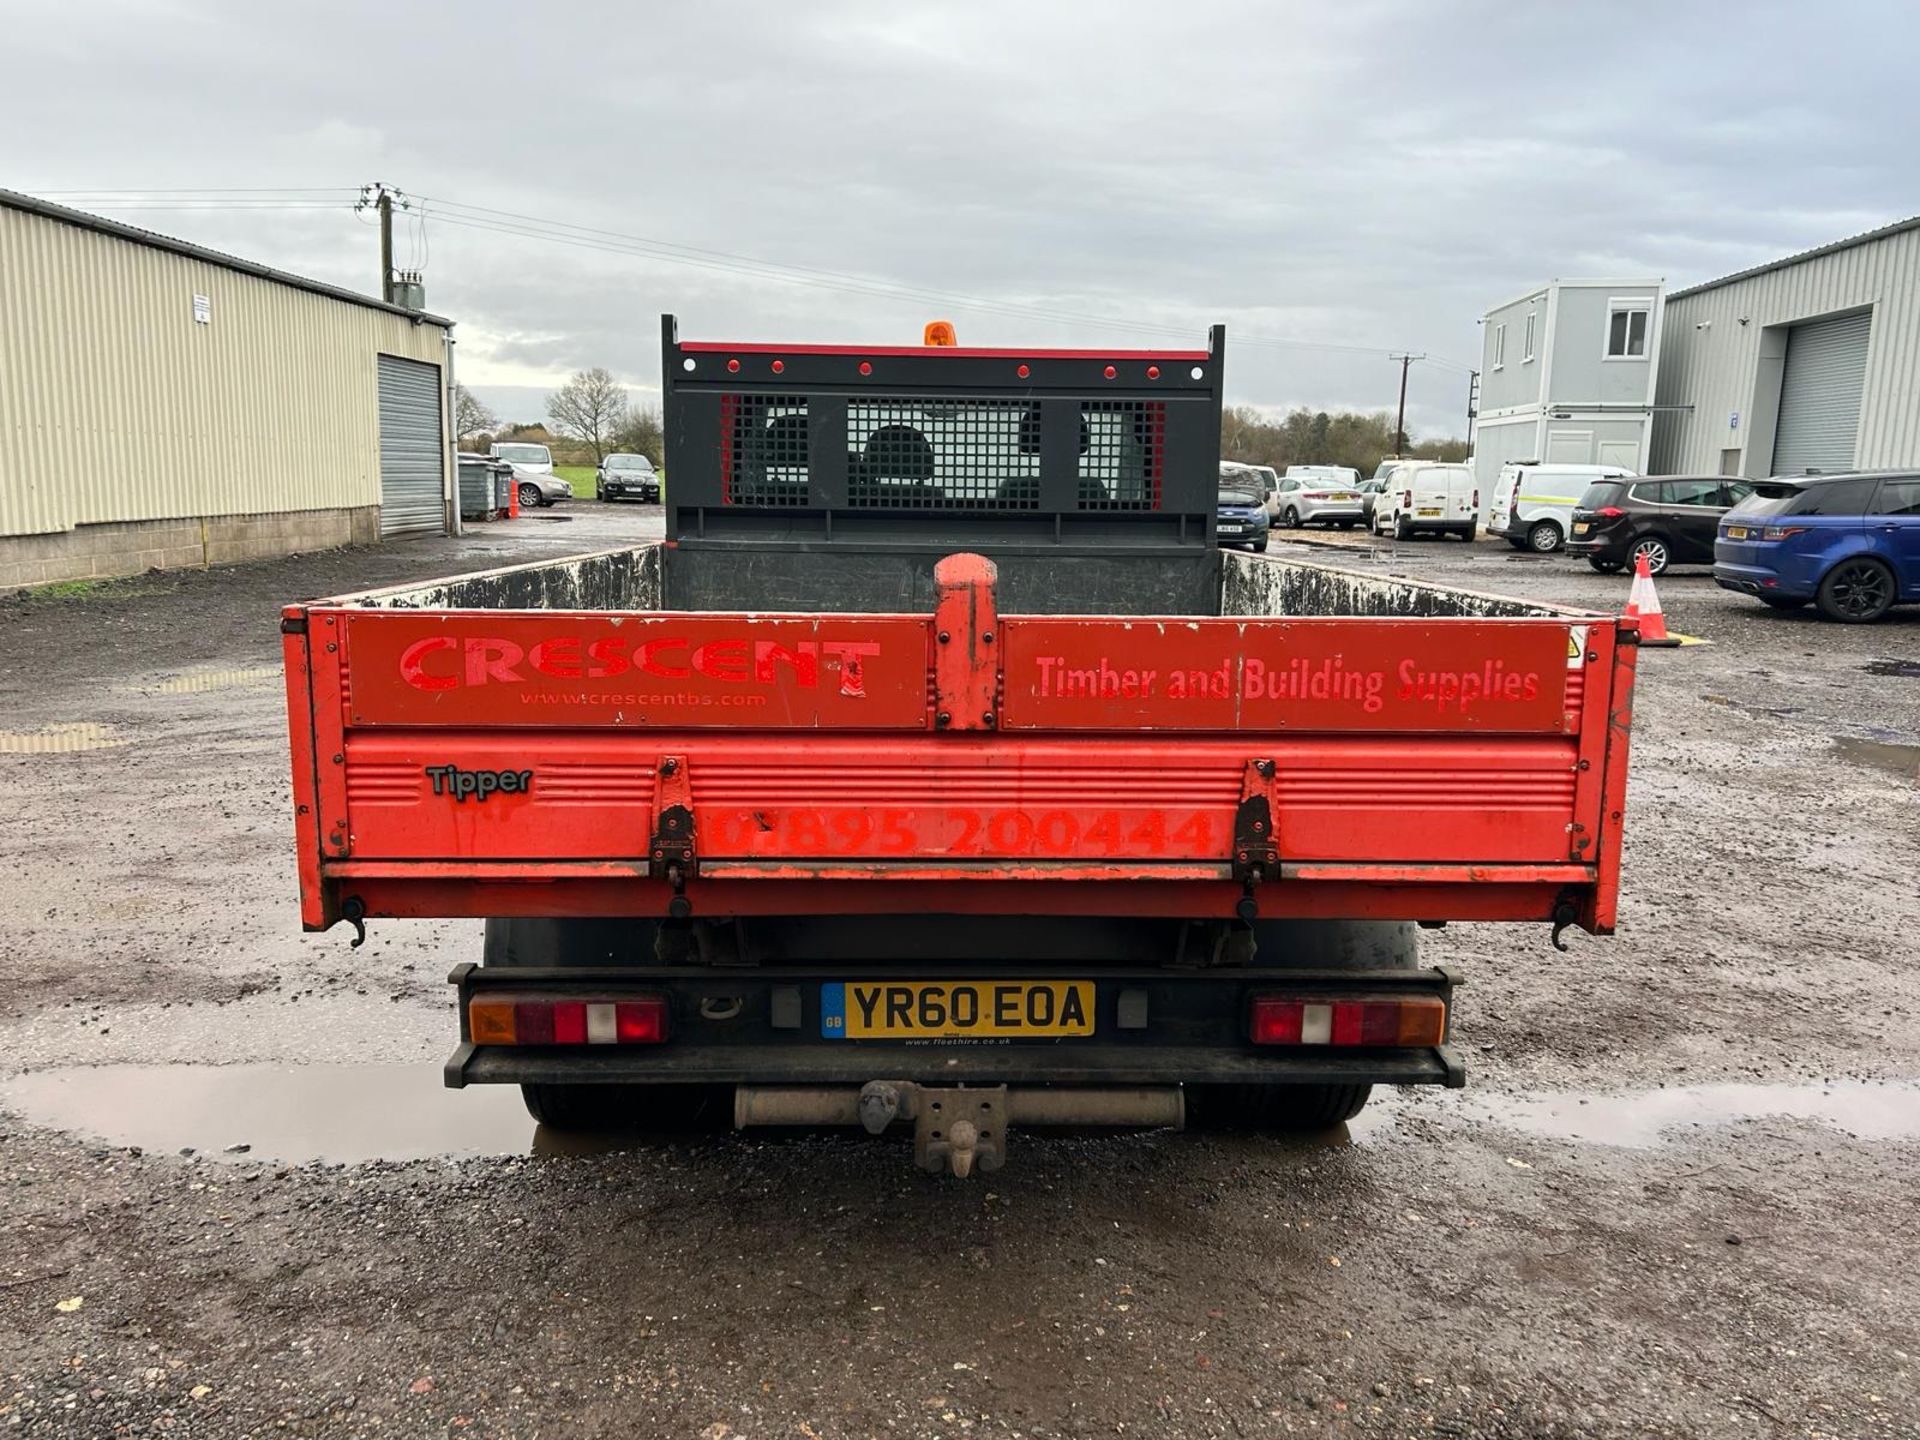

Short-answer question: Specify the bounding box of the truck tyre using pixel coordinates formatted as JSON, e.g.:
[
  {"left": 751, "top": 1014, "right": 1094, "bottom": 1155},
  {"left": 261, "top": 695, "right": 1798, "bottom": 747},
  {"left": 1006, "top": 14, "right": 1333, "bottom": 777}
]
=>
[
  {"left": 1189, "top": 918, "right": 1414, "bottom": 1133},
  {"left": 484, "top": 918, "right": 729, "bottom": 1134},
  {"left": 1189, "top": 1083, "right": 1372, "bottom": 1131},
  {"left": 1526, "top": 520, "right": 1563, "bottom": 553},
  {"left": 1815, "top": 557, "right": 1896, "bottom": 623},
  {"left": 521, "top": 1082, "right": 731, "bottom": 1132}
]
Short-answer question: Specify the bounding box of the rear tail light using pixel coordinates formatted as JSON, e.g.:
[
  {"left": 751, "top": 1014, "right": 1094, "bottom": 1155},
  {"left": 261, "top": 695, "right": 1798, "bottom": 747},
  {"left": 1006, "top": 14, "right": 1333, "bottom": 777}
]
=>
[
  {"left": 1472, "top": 489, "right": 1480, "bottom": 508},
  {"left": 1596, "top": 506, "right": 1625, "bottom": 518},
  {"left": 1305, "top": 491, "right": 1329, "bottom": 500},
  {"left": 1761, "top": 525, "right": 1810, "bottom": 540},
  {"left": 1248, "top": 995, "right": 1446, "bottom": 1047},
  {"left": 1401, "top": 490, "right": 1412, "bottom": 507},
  {"left": 468, "top": 994, "right": 669, "bottom": 1046}
]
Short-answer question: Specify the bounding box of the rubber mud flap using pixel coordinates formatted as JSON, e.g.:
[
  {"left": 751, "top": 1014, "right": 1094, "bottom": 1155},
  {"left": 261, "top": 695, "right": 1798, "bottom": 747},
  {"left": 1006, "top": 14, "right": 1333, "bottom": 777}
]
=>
[
  {"left": 484, "top": 917, "right": 667, "bottom": 969},
  {"left": 1247, "top": 919, "right": 1418, "bottom": 970}
]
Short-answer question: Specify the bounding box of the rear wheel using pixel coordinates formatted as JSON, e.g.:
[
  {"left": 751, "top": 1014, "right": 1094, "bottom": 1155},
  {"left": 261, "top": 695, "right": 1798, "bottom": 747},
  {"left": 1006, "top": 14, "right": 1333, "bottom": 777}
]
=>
[
  {"left": 522, "top": 1082, "right": 731, "bottom": 1132},
  {"left": 1394, "top": 516, "right": 1412, "bottom": 541},
  {"left": 1587, "top": 556, "right": 1624, "bottom": 573},
  {"left": 486, "top": 918, "right": 731, "bottom": 1135},
  {"left": 1816, "top": 557, "right": 1896, "bottom": 623},
  {"left": 1758, "top": 594, "right": 1808, "bottom": 610},
  {"left": 1282, "top": 506, "right": 1301, "bottom": 529},
  {"left": 1629, "top": 534, "right": 1672, "bottom": 576},
  {"left": 1188, "top": 919, "right": 1413, "bottom": 1134},
  {"left": 1526, "top": 520, "right": 1563, "bottom": 553},
  {"left": 1189, "top": 1083, "right": 1372, "bottom": 1131}
]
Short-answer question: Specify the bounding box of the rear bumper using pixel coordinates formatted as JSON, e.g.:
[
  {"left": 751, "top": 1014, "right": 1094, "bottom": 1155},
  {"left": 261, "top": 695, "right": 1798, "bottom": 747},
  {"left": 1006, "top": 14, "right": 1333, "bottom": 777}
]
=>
[
  {"left": 1714, "top": 560, "right": 1812, "bottom": 598},
  {"left": 442, "top": 961, "right": 1466, "bottom": 1090},
  {"left": 1566, "top": 535, "right": 1628, "bottom": 560},
  {"left": 1298, "top": 504, "right": 1364, "bottom": 524}
]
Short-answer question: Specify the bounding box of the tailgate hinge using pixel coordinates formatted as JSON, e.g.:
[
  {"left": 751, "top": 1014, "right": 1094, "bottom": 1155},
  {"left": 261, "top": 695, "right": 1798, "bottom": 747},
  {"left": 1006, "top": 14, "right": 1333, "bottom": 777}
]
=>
[
  {"left": 931, "top": 553, "right": 1001, "bottom": 732},
  {"left": 650, "top": 755, "right": 696, "bottom": 918},
  {"left": 1231, "top": 758, "right": 1279, "bottom": 920}
]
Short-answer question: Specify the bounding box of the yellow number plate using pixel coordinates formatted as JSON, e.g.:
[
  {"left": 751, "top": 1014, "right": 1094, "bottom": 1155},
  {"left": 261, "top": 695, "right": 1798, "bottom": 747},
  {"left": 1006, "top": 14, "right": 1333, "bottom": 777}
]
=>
[
  {"left": 822, "top": 981, "right": 1095, "bottom": 1039},
  {"left": 1573, "top": 522, "right": 1591, "bottom": 534},
  {"left": 1726, "top": 525, "right": 1750, "bottom": 540}
]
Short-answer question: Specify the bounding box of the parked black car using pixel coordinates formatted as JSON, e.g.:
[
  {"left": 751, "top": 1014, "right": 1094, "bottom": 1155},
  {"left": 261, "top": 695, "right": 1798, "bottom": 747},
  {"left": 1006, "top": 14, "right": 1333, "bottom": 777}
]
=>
[{"left": 1567, "top": 475, "right": 1754, "bottom": 575}]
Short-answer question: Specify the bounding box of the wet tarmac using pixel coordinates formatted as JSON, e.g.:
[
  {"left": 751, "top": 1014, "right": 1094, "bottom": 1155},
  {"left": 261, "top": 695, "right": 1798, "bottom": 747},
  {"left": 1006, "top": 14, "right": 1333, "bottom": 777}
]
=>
[
  {"left": 9, "top": 1060, "right": 1917, "bottom": 1168},
  {"left": 4, "top": 507, "right": 1918, "bottom": 1438}
]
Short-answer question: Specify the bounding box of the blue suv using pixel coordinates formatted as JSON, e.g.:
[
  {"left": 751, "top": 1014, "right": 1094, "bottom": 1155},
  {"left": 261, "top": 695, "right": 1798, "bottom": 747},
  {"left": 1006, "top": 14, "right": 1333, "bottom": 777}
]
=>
[{"left": 1715, "top": 472, "right": 1920, "bottom": 623}]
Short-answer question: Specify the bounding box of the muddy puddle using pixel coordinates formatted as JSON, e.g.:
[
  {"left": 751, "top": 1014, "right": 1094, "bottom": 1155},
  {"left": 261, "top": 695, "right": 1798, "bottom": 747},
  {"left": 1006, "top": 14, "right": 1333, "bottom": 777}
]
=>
[
  {"left": 4, "top": 1063, "right": 1917, "bottom": 1166},
  {"left": 0, "top": 1063, "right": 535, "bottom": 1164},
  {"left": 1447, "top": 1079, "right": 1920, "bottom": 1149},
  {"left": 1832, "top": 735, "right": 1920, "bottom": 780},
  {"left": 1863, "top": 657, "right": 1920, "bottom": 678}
]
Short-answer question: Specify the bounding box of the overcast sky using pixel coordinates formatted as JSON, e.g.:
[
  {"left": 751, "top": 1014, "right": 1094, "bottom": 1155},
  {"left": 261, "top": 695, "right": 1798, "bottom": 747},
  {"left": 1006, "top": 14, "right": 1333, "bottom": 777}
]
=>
[{"left": 5, "top": 1, "right": 1912, "bottom": 440}]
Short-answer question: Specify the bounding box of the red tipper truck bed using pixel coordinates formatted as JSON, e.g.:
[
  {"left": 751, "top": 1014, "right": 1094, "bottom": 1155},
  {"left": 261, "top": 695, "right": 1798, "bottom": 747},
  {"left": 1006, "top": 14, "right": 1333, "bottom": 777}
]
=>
[{"left": 281, "top": 319, "right": 1637, "bottom": 1174}]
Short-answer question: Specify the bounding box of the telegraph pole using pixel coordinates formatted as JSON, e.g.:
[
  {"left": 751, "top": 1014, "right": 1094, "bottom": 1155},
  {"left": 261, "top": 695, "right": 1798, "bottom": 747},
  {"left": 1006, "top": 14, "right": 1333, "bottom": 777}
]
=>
[
  {"left": 377, "top": 189, "right": 393, "bottom": 303},
  {"left": 1390, "top": 353, "right": 1424, "bottom": 456},
  {"left": 1466, "top": 369, "right": 1480, "bottom": 447},
  {"left": 357, "top": 182, "right": 403, "bottom": 302}
]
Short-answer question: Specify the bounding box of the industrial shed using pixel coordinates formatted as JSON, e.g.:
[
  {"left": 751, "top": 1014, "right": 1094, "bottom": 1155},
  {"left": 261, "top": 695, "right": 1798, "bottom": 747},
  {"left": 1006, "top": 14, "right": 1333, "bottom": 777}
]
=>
[
  {"left": 0, "top": 190, "right": 455, "bottom": 591},
  {"left": 1651, "top": 216, "right": 1920, "bottom": 479}
]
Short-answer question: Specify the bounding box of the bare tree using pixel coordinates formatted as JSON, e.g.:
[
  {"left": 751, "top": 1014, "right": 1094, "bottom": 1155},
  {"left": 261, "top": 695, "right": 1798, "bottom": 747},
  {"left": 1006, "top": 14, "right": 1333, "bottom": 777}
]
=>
[
  {"left": 454, "top": 383, "right": 497, "bottom": 443},
  {"left": 610, "top": 405, "right": 665, "bottom": 466},
  {"left": 547, "top": 368, "right": 631, "bottom": 462}
]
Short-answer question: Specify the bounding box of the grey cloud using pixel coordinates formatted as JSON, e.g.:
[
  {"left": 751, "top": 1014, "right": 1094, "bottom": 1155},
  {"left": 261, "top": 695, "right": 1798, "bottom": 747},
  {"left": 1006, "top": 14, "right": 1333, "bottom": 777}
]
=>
[{"left": 3, "top": 0, "right": 1911, "bottom": 445}]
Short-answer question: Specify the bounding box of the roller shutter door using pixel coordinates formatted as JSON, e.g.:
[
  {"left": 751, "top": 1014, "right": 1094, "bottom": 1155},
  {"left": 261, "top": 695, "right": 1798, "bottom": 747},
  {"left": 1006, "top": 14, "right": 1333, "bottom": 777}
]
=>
[
  {"left": 377, "top": 355, "right": 446, "bottom": 536},
  {"left": 1771, "top": 311, "right": 1870, "bottom": 476}
]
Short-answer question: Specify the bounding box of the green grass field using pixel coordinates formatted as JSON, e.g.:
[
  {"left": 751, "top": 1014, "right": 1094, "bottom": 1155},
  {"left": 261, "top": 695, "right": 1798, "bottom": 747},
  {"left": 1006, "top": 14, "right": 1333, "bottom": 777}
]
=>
[{"left": 554, "top": 464, "right": 666, "bottom": 504}]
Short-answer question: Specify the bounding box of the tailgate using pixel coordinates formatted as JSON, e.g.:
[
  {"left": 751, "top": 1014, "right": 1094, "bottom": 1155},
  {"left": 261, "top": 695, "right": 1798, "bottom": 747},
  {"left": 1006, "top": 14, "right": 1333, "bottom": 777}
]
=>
[{"left": 284, "top": 556, "right": 1634, "bottom": 936}]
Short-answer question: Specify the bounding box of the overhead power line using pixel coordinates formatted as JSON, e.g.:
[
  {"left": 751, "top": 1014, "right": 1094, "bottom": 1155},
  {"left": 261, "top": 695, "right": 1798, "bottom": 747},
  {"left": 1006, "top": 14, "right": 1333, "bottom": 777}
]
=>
[{"left": 27, "top": 186, "right": 1476, "bottom": 372}]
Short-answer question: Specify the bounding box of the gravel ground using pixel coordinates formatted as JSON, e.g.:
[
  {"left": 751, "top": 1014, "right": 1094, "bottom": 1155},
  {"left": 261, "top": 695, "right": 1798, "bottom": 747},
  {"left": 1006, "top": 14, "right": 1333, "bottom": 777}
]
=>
[{"left": 0, "top": 507, "right": 1915, "bottom": 1439}]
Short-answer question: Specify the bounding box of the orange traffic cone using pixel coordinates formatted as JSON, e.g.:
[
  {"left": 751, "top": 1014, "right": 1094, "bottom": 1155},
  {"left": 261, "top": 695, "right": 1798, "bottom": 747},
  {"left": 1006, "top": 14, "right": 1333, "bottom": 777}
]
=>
[{"left": 1625, "top": 550, "right": 1680, "bottom": 647}]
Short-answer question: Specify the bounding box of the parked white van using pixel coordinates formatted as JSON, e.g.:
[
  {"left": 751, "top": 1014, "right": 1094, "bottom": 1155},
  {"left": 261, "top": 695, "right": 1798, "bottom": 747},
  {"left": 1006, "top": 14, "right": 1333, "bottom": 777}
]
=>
[
  {"left": 1372, "top": 461, "right": 1478, "bottom": 541},
  {"left": 1488, "top": 461, "right": 1634, "bottom": 553}
]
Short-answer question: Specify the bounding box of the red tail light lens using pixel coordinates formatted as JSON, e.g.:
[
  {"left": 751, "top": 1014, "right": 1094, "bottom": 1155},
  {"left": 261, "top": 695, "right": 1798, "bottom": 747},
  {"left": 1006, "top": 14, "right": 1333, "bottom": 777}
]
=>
[
  {"left": 1593, "top": 506, "right": 1623, "bottom": 518},
  {"left": 1471, "top": 489, "right": 1480, "bottom": 508},
  {"left": 1761, "top": 525, "right": 1810, "bottom": 541},
  {"left": 1248, "top": 995, "right": 1446, "bottom": 1047},
  {"left": 1401, "top": 490, "right": 1412, "bottom": 507},
  {"left": 468, "top": 994, "right": 669, "bottom": 1046}
]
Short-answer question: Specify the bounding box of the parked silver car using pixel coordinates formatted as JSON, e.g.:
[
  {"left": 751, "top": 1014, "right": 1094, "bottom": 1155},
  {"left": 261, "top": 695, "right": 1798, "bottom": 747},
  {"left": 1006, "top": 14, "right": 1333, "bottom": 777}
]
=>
[
  {"left": 511, "top": 468, "right": 573, "bottom": 509},
  {"left": 1273, "top": 467, "right": 1365, "bottom": 528}
]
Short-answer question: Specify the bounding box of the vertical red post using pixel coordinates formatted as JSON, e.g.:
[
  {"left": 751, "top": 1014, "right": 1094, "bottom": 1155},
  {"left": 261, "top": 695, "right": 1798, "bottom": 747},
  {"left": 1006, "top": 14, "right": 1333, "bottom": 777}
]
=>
[{"left": 931, "top": 553, "right": 1000, "bottom": 731}]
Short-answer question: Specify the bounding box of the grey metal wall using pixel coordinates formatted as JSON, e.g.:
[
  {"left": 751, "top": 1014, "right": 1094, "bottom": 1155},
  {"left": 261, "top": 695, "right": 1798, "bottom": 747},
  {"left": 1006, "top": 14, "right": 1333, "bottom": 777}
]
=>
[
  {"left": 1652, "top": 221, "right": 1920, "bottom": 477},
  {"left": 377, "top": 356, "right": 447, "bottom": 536},
  {"left": 1772, "top": 310, "right": 1873, "bottom": 474},
  {"left": 0, "top": 201, "right": 451, "bottom": 539}
]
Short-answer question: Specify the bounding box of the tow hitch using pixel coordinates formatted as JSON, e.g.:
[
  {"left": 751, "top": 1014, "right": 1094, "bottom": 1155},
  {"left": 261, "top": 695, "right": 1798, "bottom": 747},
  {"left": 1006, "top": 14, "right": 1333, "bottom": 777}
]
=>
[{"left": 734, "top": 1082, "right": 1186, "bottom": 1177}]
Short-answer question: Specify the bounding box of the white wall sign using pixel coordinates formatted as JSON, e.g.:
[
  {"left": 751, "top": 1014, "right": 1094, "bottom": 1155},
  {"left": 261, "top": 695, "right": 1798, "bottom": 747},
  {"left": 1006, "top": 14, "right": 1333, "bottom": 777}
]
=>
[{"left": 192, "top": 294, "right": 211, "bottom": 325}]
